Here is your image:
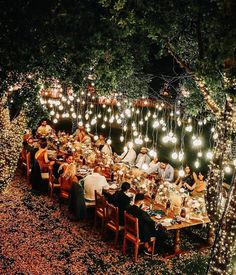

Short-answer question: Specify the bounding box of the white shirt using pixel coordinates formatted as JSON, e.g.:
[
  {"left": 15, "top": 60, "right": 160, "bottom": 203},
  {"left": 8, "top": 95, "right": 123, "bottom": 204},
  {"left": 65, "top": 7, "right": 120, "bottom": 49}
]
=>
[
  {"left": 135, "top": 153, "right": 151, "bottom": 169},
  {"left": 37, "top": 125, "right": 52, "bottom": 136},
  {"left": 157, "top": 163, "right": 174, "bottom": 182},
  {"left": 120, "top": 148, "right": 136, "bottom": 165},
  {"left": 101, "top": 144, "right": 113, "bottom": 156},
  {"left": 84, "top": 173, "right": 109, "bottom": 201},
  {"left": 146, "top": 161, "right": 160, "bottom": 174}
]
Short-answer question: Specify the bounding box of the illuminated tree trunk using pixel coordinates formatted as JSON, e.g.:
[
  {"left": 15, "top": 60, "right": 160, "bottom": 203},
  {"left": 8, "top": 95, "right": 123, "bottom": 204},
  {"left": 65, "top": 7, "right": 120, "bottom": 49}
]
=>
[
  {"left": 0, "top": 96, "right": 26, "bottom": 190},
  {"left": 207, "top": 97, "right": 236, "bottom": 275}
]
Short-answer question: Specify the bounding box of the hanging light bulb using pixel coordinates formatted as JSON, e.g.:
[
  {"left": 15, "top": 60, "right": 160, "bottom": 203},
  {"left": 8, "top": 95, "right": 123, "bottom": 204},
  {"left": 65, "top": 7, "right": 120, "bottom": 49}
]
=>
[
  {"left": 107, "top": 138, "right": 112, "bottom": 145},
  {"left": 144, "top": 136, "right": 149, "bottom": 142},
  {"left": 59, "top": 105, "right": 63, "bottom": 111},
  {"left": 108, "top": 107, "right": 111, "bottom": 113},
  {"left": 125, "top": 108, "right": 131, "bottom": 117},
  {"left": 117, "top": 118, "right": 122, "bottom": 124},
  {"left": 72, "top": 113, "right": 76, "bottom": 119},
  {"left": 139, "top": 120, "right": 144, "bottom": 125},
  {"left": 171, "top": 151, "right": 178, "bottom": 160},
  {"left": 94, "top": 135, "right": 98, "bottom": 141},
  {"left": 179, "top": 169, "right": 185, "bottom": 177},
  {"left": 123, "top": 146, "right": 128, "bottom": 152},
  {"left": 185, "top": 125, "right": 193, "bottom": 132},
  {"left": 104, "top": 116, "right": 108, "bottom": 122},
  {"left": 85, "top": 113, "right": 89, "bottom": 120},
  {"left": 56, "top": 113, "right": 60, "bottom": 119},
  {"left": 123, "top": 125, "right": 127, "bottom": 131},
  {"left": 194, "top": 159, "right": 200, "bottom": 169},
  {"left": 206, "top": 151, "right": 213, "bottom": 159},
  {"left": 136, "top": 109, "right": 140, "bottom": 114},
  {"left": 98, "top": 113, "right": 102, "bottom": 118},
  {"left": 53, "top": 118, "right": 58, "bottom": 123},
  {"left": 178, "top": 151, "right": 184, "bottom": 161},
  {"left": 153, "top": 121, "right": 160, "bottom": 128},
  {"left": 50, "top": 110, "right": 55, "bottom": 116},
  {"left": 197, "top": 151, "right": 203, "bottom": 157},
  {"left": 120, "top": 135, "right": 124, "bottom": 142},
  {"left": 162, "top": 135, "right": 169, "bottom": 143},
  {"left": 68, "top": 95, "right": 74, "bottom": 101},
  {"left": 133, "top": 130, "right": 138, "bottom": 137},
  {"left": 224, "top": 165, "right": 231, "bottom": 174},
  {"left": 149, "top": 149, "right": 157, "bottom": 158},
  {"left": 171, "top": 136, "right": 177, "bottom": 144},
  {"left": 101, "top": 123, "right": 106, "bottom": 129},
  {"left": 78, "top": 121, "right": 83, "bottom": 127},
  {"left": 213, "top": 133, "right": 218, "bottom": 140}
]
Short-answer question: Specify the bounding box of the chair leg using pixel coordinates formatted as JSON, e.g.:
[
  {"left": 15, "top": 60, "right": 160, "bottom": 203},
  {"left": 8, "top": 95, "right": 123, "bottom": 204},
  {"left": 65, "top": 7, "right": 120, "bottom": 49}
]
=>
[
  {"left": 122, "top": 237, "right": 127, "bottom": 255},
  {"left": 114, "top": 230, "right": 119, "bottom": 247},
  {"left": 134, "top": 244, "right": 139, "bottom": 262},
  {"left": 151, "top": 240, "right": 156, "bottom": 258}
]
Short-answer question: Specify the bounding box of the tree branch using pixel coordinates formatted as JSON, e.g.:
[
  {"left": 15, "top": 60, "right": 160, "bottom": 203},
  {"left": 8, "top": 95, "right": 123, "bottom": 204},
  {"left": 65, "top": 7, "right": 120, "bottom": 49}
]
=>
[{"left": 165, "top": 41, "right": 220, "bottom": 114}]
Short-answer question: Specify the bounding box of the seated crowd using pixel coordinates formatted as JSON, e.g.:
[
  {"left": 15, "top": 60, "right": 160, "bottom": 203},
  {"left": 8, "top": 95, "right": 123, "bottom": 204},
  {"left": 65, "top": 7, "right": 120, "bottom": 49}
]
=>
[{"left": 20, "top": 120, "right": 208, "bottom": 256}]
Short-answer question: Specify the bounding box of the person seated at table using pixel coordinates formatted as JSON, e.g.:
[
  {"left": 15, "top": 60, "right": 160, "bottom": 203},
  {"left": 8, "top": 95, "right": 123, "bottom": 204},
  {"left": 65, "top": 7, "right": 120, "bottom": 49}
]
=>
[
  {"left": 84, "top": 166, "right": 109, "bottom": 201},
  {"left": 146, "top": 157, "right": 159, "bottom": 175},
  {"left": 58, "top": 154, "right": 74, "bottom": 175},
  {"left": 115, "top": 142, "right": 137, "bottom": 165},
  {"left": 59, "top": 161, "right": 78, "bottom": 192},
  {"left": 175, "top": 165, "right": 194, "bottom": 189},
  {"left": 36, "top": 120, "right": 53, "bottom": 138},
  {"left": 183, "top": 171, "right": 207, "bottom": 197},
  {"left": 156, "top": 159, "right": 174, "bottom": 183},
  {"left": 95, "top": 133, "right": 106, "bottom": 148},
  {"left": 135, "top": 147, "right": 151, "bottom": 170},
  {"left": 101, "top": 139, "right": 113, "bottom": 157},
  {"left": 111, "top": 182, "right": 132, "bottom": 225},
  {"left": 127, "top": 193, "right": 168, "bottom": 255},
  {"left": 75, "top": 127, "right": 91, "bottom": 145}
]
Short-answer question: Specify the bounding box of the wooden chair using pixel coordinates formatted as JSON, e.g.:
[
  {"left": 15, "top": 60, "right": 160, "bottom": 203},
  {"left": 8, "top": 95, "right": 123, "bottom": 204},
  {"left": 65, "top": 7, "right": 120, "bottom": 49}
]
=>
[
  {"left": 123, "top": 211, "right": 156, "bottom": 262},
  {"left": 104, "top": 202, "right": 124, "bottom": 246},
  {"left": 94, "top": 190, "right": 106, "bottom": 234},
  {"left": 58, "top": 176, "right": 71, "bottom": 207},
  {"left": 48, "top": 171, "right": 60, "bottom": 198}
]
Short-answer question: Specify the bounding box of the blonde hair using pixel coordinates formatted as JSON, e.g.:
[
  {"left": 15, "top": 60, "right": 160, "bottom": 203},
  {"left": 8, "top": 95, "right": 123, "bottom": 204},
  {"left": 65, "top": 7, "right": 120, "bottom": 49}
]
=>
[{"left": 63, "top": 163, "right": 77, "bottom": 179}]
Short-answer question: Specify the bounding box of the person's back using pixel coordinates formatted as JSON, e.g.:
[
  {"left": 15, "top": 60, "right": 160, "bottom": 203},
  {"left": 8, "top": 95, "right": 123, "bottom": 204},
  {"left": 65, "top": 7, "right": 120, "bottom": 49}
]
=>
[{"left": 84, "top": 168, "right": 109, "bottom": 201}]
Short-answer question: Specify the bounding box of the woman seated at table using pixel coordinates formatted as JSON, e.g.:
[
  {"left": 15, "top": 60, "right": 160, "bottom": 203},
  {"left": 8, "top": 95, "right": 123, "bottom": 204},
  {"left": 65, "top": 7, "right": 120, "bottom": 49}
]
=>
[
  {"left": 111, "top": 182, "right": 132, "bottom": 225},
  {"left": 59, "top": 161, "right": 78, "bottom": 192},
  {"left": 183, "top": 171, "right": 207, "bottom": 197},
  {"left": 175, "top": 165, "right": 194, "bottom": 190}
]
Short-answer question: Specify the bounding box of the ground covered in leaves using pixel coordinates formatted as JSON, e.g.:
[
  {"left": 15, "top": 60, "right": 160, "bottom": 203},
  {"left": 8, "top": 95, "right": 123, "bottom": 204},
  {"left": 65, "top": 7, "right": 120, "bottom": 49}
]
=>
[{"left": 0, "top": 170, "right": 210, "bottom": 275}]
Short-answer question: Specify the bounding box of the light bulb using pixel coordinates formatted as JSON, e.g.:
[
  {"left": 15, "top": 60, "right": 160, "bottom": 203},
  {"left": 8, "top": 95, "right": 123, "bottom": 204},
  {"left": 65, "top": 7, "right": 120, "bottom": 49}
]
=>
[
  {"left": 197, "top": 151, "right": 203, "bottom": 157},
  {"left": 178, "top": 151, "right": 184, "bottom": 161},
  {"left": 162, "top": 135, "right": 169, "bottom": 143},
  {"left": 53, "top": 118, "right": 58, "bottom": 123},
  {"left": 171, "top": 136, "right": 177, "bottom": 144},
  {"left": 144, "top": 136, "right": 149, "bottom": 142},
  {"left": 120, "top": 136, "right": 124, "bottom": 142},
  {"left": 171, "top": 151, "right": 178, "bottom": 160},
  {"left": 179, "top": 169, "right": 185, "bottom": 177},
  {"left": 133, "top": 131, "right": 138, "bottom": 137},
  {"left": 101, "top": 124, "right": 106, "bottom": 129},
  {"left": 195, "top": 159, "right": 200, "bottom": 168},
  {"left": 206, "top": 151, "right": 213, "bottom": 159},
  {"left": 107, "top": 138, "right": 112, "bottom": 145},
  {"left": 50, "top": 110, "right": 55, "bottom": 116},
  {"left": 72, "top": 113, "right": 76, "bottom": 119},
  {"left": 94, "top": 135, "right": 98, "bottom": 141},
  {"left": 59, "top": 105, "right": 63, "bottom": 111},
  {"left": 117, "top": 118, "right": 122, "bottom": 124},
  {"left": 78, "top": 121, "right": 83, "bottom": 127},
  {"left": 153, "top": 121, "right": 160, "bottom": 128},
  {"left": 224, "top": 166, "right": 231, "bottom": 173}
]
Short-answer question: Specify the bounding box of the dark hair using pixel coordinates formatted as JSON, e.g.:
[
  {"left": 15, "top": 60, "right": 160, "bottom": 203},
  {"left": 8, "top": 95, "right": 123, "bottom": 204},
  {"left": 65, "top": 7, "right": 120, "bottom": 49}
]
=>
[
  {"left": 40, "top": 141, "right": 47, "bottom": 149},
  {"left": 65, "top": 154, "right": 73, "bottom": 161},
  {"left": 184, "top": 165, "right": 192, "bottom": 173},
  {"left": 134, "top": 193, "right": 145, "bottom": 202},
  {"left": 121, "top": 182, "right": 131, "bottom": 192}
]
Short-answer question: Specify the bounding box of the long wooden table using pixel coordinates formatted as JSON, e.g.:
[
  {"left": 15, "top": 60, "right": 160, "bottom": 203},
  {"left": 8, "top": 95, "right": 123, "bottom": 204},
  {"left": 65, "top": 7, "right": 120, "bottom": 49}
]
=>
[{"left": 104, "top": 186, "right": 213, "bottom": 256}]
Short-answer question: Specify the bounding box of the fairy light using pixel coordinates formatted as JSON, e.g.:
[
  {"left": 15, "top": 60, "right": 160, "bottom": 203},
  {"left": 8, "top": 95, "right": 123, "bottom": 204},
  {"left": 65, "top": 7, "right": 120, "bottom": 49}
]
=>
[{"left": 171, "top": 151, "right": 178, "bottom": 160}]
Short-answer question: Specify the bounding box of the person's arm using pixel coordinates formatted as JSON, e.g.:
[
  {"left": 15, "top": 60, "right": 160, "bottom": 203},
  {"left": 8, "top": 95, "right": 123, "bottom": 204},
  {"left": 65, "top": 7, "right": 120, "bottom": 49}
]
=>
[
  {"left": 44, "top": 151, "right": 49, "bottom": 164},
  {"left": 165, "top": 166, "right": 174, "bottom": 182},
  {"left": 193, "top": 172, "right": 199, "bottom": 184},
  {"left": 140, "top": 209, "right": 156, "bottom": 227},
  {"left": 184, "top": 182, "right": 196, "bottom": 191}
]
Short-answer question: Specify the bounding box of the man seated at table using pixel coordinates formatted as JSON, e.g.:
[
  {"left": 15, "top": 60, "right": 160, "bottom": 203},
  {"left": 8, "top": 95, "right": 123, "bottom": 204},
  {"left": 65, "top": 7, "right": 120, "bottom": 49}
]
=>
[
  {"left": 84, "top": 166, "right": 109, "bottom": 201},
  {"left": 36, "top": 120, "right": 53, "bottom": 138},
  {"left": 115, "top": 142, "right": 136, "bottom": 165},
  {"left": 95, "top": 133, "right": 106, "bottom": 148},
  {"left": 127, "top": 193, "right": 168, "bottom": 255},
  {"left": 111, "top": 182, "right": 132, "bottom": 225},
  {"left": 156, "top": 159, "right": 174, "bottom": 183},
  {"left": 146, "top": 157, "right": 159, "bottom": 175},
  {"left": 135, "top": 147, "right": 151, "bottom": 170}
]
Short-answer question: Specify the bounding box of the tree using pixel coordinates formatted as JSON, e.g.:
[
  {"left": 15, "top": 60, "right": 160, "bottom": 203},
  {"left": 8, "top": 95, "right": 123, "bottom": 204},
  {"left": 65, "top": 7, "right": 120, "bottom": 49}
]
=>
[{"left": 98, "top": 0, "right": 236, "bottom": 273}]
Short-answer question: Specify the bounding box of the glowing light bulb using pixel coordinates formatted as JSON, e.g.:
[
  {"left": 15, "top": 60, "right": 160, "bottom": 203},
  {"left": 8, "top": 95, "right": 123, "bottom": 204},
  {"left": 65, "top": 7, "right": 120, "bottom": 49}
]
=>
[
  {"left": 107, "top": 138, "right": 112, "bottom": 145},
  {"left": 197, "top": 151, "right": 203, "bottom": 157},
  {"left": 179, "top": 169, "right": 185, "bottom": 177},
  {"left": 206, "top": 151, "right": 213, "bottom": 159},
  {"left": 78, "top": 121, "right": 83, "bottom": 127},
  {"left": 120, "top": 136, "right": 124, "bottom": 142},
  {"left": 153, "top": 121, "right": 160, "bottom": 128},
  {"left": 50, "top": 110, "right": 55, "bottom": 116},
  {"left": 94, "top": 135, "right": 98, "bottom": 141},
  {"left": 68, "top": 95, "right": 74, "bottom": 101},
  {"left": 117, "top": 118, "right": 122, "bottom": 124},
  {"left": 72, "top": 113, "right": 76, "bottom": 119},
  {"left": 171, "top": 151, "right": 178, "bottom": 160},
  {"left": 133, "top": 131, "right": 138, "bottom": 137},
  {"left": 162, "top": 135, "right": 169, "bottom": 143},
  {"left": 101, "top": 124, "right": 106, "bottom": 129},
  {"left": 178, "top": 151, "right": 184, "bottom": 161},
  {"left": 171, "top": 136, "right": 177, "bottom": 144},
  {"left": 144, "top": 136, "right": 149, "bottom": 142},
  {"left": 59, "top": 105, "right": 63, "bottom": 111},
  {"left": 162, "top": 126, "right": 167, "bottom": 132},
  {"left": 224, "top": 166, "right": 231, "bottom": 173},
  {"left": 98, "top": 113, "right": 102, "bottom": 118},
  {"left": 85, "top": 114, "right": 89, "bottom": 120},
  {"left": 213, "top": 133, "right": 218, "bottom": 139},
  {"left": 194, "top": 159, "right": 200, "bottom": 168},
  {"left": 53, "top": 118, "right": 58, "bottom": 123},
  {"left": 185, "top": 125, "right": 193, "bottom": 132},
  {"left": 123, "top": 146, "right": 128, "bottom": 152}
]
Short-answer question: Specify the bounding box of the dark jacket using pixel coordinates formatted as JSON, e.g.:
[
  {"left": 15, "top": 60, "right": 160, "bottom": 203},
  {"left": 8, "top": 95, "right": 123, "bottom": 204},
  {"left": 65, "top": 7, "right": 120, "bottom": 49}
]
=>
[
  {"left": 127, "top": 204, "right": 156, "bottom": 242},
  {"left": 111, "top": 191, "right": 131, "bottom": 225}
]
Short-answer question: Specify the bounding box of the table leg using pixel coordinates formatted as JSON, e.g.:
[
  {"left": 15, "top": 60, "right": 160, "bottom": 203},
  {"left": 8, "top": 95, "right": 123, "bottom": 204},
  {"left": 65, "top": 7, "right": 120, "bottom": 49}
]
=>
[{"left": 174, "top": 229, "right": 181, "bottom": 254}]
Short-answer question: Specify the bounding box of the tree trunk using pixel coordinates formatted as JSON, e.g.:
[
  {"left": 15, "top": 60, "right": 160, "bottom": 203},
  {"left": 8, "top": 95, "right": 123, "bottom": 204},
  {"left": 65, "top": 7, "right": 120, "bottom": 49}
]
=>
[
  {"left": 0, "top": 96, "right": 26, "bottom": 191},
  {"left": 207, "top": 96, "right": 236, "bottom": 274}
]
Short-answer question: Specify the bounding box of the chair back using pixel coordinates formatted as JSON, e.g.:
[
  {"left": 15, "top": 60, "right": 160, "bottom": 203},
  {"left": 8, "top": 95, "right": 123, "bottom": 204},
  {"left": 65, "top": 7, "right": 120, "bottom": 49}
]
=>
[
  {"left": 106, "top": 202, "right": 119, "bottom": 228},
  {"left": 124, "top": 211, "right": 139, "bottom": 240},
  {"left": 95, "top": 190, "right": 106, "bottom": 214}
]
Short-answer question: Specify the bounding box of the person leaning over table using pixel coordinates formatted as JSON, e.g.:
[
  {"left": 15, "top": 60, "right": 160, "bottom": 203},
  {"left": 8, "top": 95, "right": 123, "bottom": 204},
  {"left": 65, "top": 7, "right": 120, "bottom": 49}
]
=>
[
  {"left": 36, "top": 120, "right": 53, "bottom": 138},
  {"left": 114, "top": 142, "right": 137, "bottom": 165},
  {"left": 111, "top": 182, "right": 132, "bottom": 225},
  {"left": 127, "top": 193, "right": 169, "bottom": 255},
  {"left": 146, "top": 157, "right": 159, "bottom": 175},
  {"left": 83, "top": 166, "right": 109, "bottom": 201},
  {"left": 183, "top": 171, "right": 207, "bottom": 197},
  {"left": 135, "top": 147, "right": 151, "bottom": 170}
]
